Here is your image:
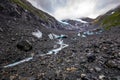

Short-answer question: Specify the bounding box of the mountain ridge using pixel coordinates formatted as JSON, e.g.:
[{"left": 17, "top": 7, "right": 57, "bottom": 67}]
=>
[{"left": 93, "top": 5, "right": 120, "bottom": 30}]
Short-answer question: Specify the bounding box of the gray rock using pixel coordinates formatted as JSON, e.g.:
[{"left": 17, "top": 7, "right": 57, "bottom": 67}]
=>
[
  {"left": 105, "top": 60, "right": 117, "bottom": 68},
  {"left": 94, "top": 67, "right": 102, "bottom": 72}
]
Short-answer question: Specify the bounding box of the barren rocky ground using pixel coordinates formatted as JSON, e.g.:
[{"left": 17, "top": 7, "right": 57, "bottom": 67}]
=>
[{"left": 0, "top": 0, "right": 120, "bottom": 80}]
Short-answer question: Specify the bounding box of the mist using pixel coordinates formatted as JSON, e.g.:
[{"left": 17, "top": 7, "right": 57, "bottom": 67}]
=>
[{"left": 27, "top": 0, "right": 120, "bottom": 20}]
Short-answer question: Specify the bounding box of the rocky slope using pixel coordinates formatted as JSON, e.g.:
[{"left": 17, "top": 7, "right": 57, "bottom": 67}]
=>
[
  {"left": 0, "top": 0, "right": 70, "bottom": 30},
  {"left": 0, "top": 0, "right": 120, "bottom": 80}
]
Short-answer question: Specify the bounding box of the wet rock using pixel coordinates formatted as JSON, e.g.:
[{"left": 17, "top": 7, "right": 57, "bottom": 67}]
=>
[
  {"left": 87, "top": 54, "right": 96, "bottom": 62},
  {"left": 16, "top": 40, "right": 32, "bottom": 52}
]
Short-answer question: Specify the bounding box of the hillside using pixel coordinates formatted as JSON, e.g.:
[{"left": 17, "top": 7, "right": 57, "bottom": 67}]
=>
[
  {"left": 0, "top": 0, "right": 67, "bottom": 30},
  {"left": 93, "top": 6, "right": 120, "bottom": 30}
]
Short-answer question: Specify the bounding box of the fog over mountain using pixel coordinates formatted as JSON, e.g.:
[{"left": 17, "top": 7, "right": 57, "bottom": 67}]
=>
[{"left": 28, "top": 0, "right": 120, "bottom": 20}]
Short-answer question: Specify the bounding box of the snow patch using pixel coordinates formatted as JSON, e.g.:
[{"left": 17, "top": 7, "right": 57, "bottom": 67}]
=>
[
  {"left": 73, "top": 19, "right": 88, "bottom": 23},
  {"left": 59, "top": 20, "right": 69, "bottom": 25},
  {"left": 77, "top": 33, "right": 81, "bottom": 36},
  {"left": 78, "top": 29, "right": 103, "bottom": 37},
  {"left": 82, "top": 35, "right": 87, "bottom": 38},
  {"left": 48, "top": 34, "right": 54, "bottom": 40},
  {"left": 32, "top": 30, "right": 42, "bottom": 39},
  {"left": 111, "top": 11, "right": 115, "bottom": 14},
  {"left": 83, "top": 31, "right": 94, "bottom": 35}
]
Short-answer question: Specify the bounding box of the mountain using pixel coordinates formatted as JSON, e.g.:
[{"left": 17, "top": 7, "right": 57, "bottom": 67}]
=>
[
  {"left": 61, "top": 19, "right": 96, "bottom": 32},
  {"left": 0, "top": 0, "right": 69, "bottom": 68},
  {"left": 0, "top": 0, "right": 67, "bottom": 30},
  {"left": 0, "top": 0, "right": 120, "bottom": 80},
  {"left": 93, "top": 6, "right": 120, "bottom": 30}
]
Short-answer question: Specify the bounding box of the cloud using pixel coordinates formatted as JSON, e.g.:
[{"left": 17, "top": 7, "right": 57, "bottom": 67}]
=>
[{"left": 28, "top": 0, "right": 120, "bottom": 20}]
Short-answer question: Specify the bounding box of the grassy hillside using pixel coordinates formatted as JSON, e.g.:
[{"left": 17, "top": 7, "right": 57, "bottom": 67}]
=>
[
  {"left": 102, "top": 9, "right": 120, "bottom": 30},
  {"left": 93, "top": 6, "right": 120, "bottom": 30}
]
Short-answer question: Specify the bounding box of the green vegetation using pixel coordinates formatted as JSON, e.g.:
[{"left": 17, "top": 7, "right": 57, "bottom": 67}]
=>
[
  {"left": 101, "top": 10, "right": 120, "bottom": 30},
  {"left": 10, "top": 0, "right": 49, "bottom": 21}
]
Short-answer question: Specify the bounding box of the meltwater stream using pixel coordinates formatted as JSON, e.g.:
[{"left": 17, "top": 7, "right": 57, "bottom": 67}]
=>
[
  {"left": 3, "top": 28, "right": 104, "bottom": 68},
  {"left": 3, "top": 31, "right": 69, "bottom": 68}
]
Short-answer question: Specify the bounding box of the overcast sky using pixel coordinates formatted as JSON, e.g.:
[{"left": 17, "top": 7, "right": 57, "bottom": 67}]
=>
[{"left": 28, "top": 0, "right": 120, "bottom": 20}]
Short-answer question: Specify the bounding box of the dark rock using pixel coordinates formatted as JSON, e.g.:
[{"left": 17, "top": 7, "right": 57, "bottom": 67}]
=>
[
  {"left": 81, "top": 77, "right": 89, "bottom": 80},
  {"left": 9, "top": 11, "right": 21, "bottom": 17},
  {"left": 0, "top": 5, "right": 4, "bottom": 11},
  {"left": 105, "top": 60, "right": 117, "bottom": 68},
  {"left": 0, "top": 28, "right": 3, "bottom": 32},
  {"left": 87, "top": 54, "right": 96, "bottom": 62},
  {"left": 102, "top": 41, "right": 113, "bottom": 44},
  {"left": 16, "top": 40, "right": 32, "bottom": 52},
  {"left": 61, "top": 35, "right": 68, "bottom": 39},
  {"left": 94, "top": 49, "right": 100, "bottom": 53},
  {"left": 11, "top": 37, "right": 16, "bottom": 41},
  {"left": 81, "top": 74, "right": 89, "bottom": 80},
  {"left": 110, "top": 78, "right": 118, "bottom": 80},
  {"left": 92, "top": 44, "right": 99, "bottom": 48},
  {"left": 71, "top": 49, "right": 77, "bottom": 53}
]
